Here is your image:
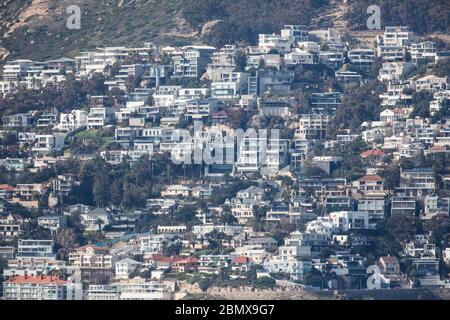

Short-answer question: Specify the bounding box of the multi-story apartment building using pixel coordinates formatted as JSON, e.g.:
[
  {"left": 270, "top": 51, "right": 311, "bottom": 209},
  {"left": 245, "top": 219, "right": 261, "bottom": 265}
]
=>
[
  {"left": 422, "top": 195, "right": 450, "bottom": 219},
  {"left": 280, "top": 25, "right": 309, "bottom": 44},
  {"left": 54, "top": 110, "right": 88, "bottom": 132},
  {"left": 357, "top": 194, "right": 387, "bottom": 221},
  {"left": 310, "top": 92, "right": 341, "bottom": 114},
  {"left": 319, "top": 51, "right": 345, "bottom": 69},
  {"left": 411, "top": 41, "right": 437, "bottom": 63},
  {"left": 258, "top": 34, "right": 291, "bottom": 54},
  {"left": 348, "top": 48, "right": 375, "bottom": 73},
  {"left": 377, "top": 45, "right": 407, "bottom": 62},
  {"left": 206, "top": 45, "right": 237, "bottom": 81},
  {"left": 16, "top": 239, "right": 55, "bottom": 260},
  {"left": 3, "top": 275, "right": 68, "bottom": 300},
  {"left": 263, "top": 245, "right": 312, "bottom": 280},
  {"left": 249, "top": 70, "right": 295, "bottom": 95},
  {"left": 2, "top": 60, "right": 34, "bottom": 81},
  {"left": 87, "top": 279, "right": 175, "bottom": 300},
  {"left": 378, "top": 26, "right": 414, "bottom": 47},
  {"left": 284, "top": 49, "right": 315, "bottom": 66},
  {"left": 69, "top": 245, "right": 114, "bottom": 269},
  {"left": 298, "top": 114, "right": 330, "bottom": 140},
  {"left": 76, "top": 47, "right": 131, "bottom": 77},
  {"left": 172, "top": 46, "right": 215, "bottom": 78},
  {"left": 378, "top": 62, "right": 414, "bottom": 83},
  {"left": 139, "top": 234, "right": 173, "bottom": 255},
  {"left": 398, "top": 168, "right": 436, "bottom": 197},
  {"left": 236, "top": 135, "right": 289, "bottom": 175},
  {"left": 211, "top": 72, "right": 250, "bottom": 100},
  {"left": 391, "top": 195, "right": 417, "bottom": 216}
]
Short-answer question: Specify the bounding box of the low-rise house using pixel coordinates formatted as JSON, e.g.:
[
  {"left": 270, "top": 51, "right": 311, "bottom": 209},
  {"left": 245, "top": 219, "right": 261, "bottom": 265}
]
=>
[
  {"left": 235, "top": 245, "right": 270, "bottom": 264},
  {"left": 236, "top": 186, "right": 265, "bottom": 201},
  {"left": 54, "top": 110, "right": 88, "bottom": 132},
  {"left": 115, "top": 258, "right": 142, "bottom": 279},
  {"left": 231, "top": 256, "right": 254, "bottom": 273},
  {"left": 32, "top": 133, "right": 66, "bottom": 155},
  {"left": 37, "top": 215, "right": 67, "bottom": 236},
  {"left": 171, "top": 256, "right": 199, "bottom": 273},
  {"left": 422, "top": 195, "right": 450, "bottom": 219},
  {"left": 411, "top": 41, "right": 437, "bottom": 63},
  {"left": 380, "top": 108, "right": 411, "bottom": 123},
  {"left": 227, "top": 198, "right": 258, "bottom": 223},
  {"left": 413, "top": 75, "right": 447, "bottom": 93},
  {"left": 0, "top": 245, "right": 15, "bottom": 259},
  {"left": 0, "top": 158, "right": 26, "bottom": 172},
  {"left": 412, "top": 257, "right": 440, "bottom": 277},
  {"left": 161, "top": 185, "right": 191, "bottom": 198},
  {"left": 80, "top": 208, "right": 111, "bottom": 232},
  {"left": 245, "top": 237, "right": 278, "bottom": 251},
  {"left": 198, "top": 254, "right": 230, "bottom": 274},
  {"left": 356, "top": 174, "right": 385, "bottom": 193},
  {"left": 404, "top": 235, "right": 436, "bottom": 258},
  {"left": 192, "top": 224, "right": 243, "bottom": 238},
  {"left": 0, "top": 214, "right": 27, "bottom": 240},
  {"left": 329, "top": 211, "right": 371, "bottom": 232}
]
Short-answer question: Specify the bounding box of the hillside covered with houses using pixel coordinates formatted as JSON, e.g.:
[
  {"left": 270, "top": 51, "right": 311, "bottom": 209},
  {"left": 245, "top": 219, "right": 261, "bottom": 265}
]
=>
[{"left": 0, "top": 19, "right": 449, "bottom": 300}]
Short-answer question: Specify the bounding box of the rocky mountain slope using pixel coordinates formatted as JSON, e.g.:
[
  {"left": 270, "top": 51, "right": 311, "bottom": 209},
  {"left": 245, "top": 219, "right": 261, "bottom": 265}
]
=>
[{"left": 0, "top": 0, "right": 448, "bottom": 61}]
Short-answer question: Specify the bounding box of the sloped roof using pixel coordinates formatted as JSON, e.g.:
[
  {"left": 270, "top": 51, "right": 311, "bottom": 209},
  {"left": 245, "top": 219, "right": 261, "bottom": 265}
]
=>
[
  {"left": 5, "top": 275, "right": 67, "bottom": 285},
  {"left": 359, "top": 174, "right": 384, "bottom": 182},
  {"left": 360, "top": 149, "right": 386, "bottom": 158}
]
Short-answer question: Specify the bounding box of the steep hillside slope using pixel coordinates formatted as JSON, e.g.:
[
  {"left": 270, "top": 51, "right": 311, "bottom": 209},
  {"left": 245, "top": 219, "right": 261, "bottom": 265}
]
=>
[
  {"left": 0, "top": 0, "right": 448, "bottom": 61},
  {"left": 0, "top": 0, "right": 328, "bottom": 60}
]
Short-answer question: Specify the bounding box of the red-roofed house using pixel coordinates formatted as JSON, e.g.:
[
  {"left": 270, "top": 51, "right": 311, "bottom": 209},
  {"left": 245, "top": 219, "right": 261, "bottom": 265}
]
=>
[
  {"left": 360, "top": 149, "right": 386, "bottom": 159},
  {"left": 145, "top": 254, "right": 173, "bottom": 270},
  {"left": 145, "top": 254, "right": 199, "bottom": 273},
  {"left": 172, "top": 256, "right": 199, "bottom": 273},
  {"left": 357, "top": 174, "right": 385, "bottom": 192},
  {"left": 211, "top": 110, "right": 229, "bottom": 124},
  {"left": 378, "top": 256, "right": 400, "bottom": 275},
  {"left": 0, "top": 184, "right": 15, "bottom": 201},
  {"left": 232, "top": 256, "right": 254, "bottom": 273},
  {"left": 3, "top": 275, "right": 68, "bottom": 300}
]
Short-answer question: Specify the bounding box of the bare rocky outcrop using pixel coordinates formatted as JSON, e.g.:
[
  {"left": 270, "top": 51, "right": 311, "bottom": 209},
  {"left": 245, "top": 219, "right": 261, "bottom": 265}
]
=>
[
  {"left": 201, "top": 20, "right": 224, "bottom": 36},
  {"left": 4, "top": 0, "right": 51, "bottom": 37},
  {"left": 0, "top": 46, "right": 10, "bottom": 60}
]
